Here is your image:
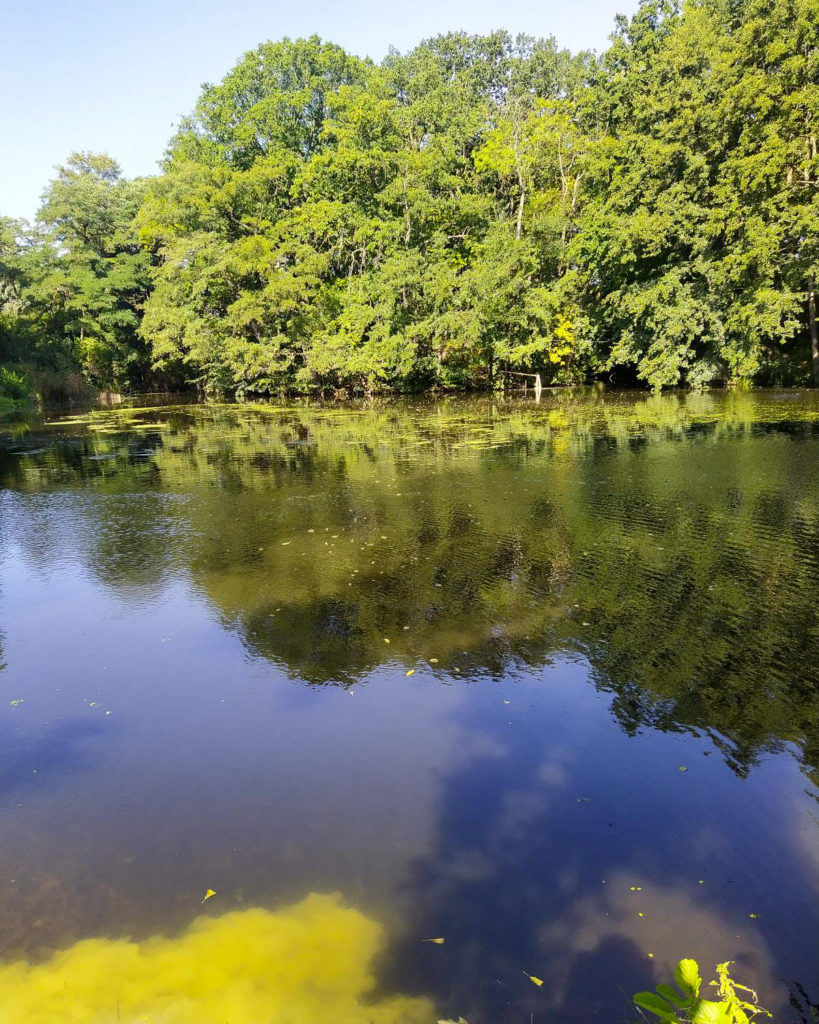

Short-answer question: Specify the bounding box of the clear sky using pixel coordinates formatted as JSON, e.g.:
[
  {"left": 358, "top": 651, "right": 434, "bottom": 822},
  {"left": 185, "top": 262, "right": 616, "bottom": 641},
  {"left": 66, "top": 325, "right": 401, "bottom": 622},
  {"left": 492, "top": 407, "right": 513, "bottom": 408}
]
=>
[{"left": 0, "top": 0, "right": 635, "bottom": 222}]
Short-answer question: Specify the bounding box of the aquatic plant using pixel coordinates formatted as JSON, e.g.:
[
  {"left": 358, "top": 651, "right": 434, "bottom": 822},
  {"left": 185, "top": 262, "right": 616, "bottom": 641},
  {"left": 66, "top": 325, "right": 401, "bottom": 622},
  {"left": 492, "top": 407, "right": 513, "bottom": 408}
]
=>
[{"left": 635, "top": 958, "right": 773, "bottom": 1024}]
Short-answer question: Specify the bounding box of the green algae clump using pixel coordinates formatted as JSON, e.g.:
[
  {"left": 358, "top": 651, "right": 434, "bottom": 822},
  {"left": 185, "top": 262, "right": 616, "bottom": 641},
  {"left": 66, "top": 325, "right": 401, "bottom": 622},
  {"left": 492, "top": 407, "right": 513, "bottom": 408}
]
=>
[{"left": 0, "top": 893, "right": 433, "bottom": 1024}]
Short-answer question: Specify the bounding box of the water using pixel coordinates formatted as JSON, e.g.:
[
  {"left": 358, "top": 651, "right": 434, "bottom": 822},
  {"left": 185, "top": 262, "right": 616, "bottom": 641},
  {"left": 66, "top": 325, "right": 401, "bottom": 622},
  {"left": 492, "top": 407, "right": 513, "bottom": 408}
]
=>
[{"left": 0, "top": 390, "right": 817, "bottom": 1023}]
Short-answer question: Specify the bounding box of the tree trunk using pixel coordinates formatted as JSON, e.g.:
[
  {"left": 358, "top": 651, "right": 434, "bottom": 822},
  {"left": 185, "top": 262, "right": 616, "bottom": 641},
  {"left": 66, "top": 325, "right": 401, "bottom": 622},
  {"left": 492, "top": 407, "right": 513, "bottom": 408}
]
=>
[
  {"left": 515, "top": 184, "right": 525, "bottom": 241},
  {"left": 810, "top": 274, "right": 819, "bottom": 386}
]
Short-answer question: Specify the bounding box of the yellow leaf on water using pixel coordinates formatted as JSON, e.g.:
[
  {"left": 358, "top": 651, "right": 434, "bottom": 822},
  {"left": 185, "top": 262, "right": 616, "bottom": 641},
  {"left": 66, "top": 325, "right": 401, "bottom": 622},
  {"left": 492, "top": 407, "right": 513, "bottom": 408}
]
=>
[
  {"left": 421, "top": 937, "right": 445, "bottom": 944},
  {"left": 523, "top": 972, "right": 543, "bottom": 987},
  {"left": 405, "top": 669, "right": 415, "bottom": 677},
  {"left": 429, "top": 658, "right": 439, "bottom": 664},
  {"left": 384, "top": 638, "right": 391, "bottom": 644},
  {"left": 202, "top": 889, "right": 216, "bottom": 904}
]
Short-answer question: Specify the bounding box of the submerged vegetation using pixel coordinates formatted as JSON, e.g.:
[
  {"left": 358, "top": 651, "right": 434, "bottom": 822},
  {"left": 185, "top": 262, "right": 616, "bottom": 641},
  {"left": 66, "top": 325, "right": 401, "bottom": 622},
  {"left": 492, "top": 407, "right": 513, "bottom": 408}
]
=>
[
  {"left": 2, "top": 0, "right": 818, "bottom": 398},
  {"left": 0, "top": 893, "right": 432, "bottom": 1023}
]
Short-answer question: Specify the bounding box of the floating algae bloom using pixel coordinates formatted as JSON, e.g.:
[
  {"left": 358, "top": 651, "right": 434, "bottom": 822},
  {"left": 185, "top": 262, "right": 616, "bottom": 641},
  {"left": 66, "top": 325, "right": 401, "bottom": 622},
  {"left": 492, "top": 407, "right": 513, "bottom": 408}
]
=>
[{"left": 0, "top": 893, "right": 433, "bottom": 1024}]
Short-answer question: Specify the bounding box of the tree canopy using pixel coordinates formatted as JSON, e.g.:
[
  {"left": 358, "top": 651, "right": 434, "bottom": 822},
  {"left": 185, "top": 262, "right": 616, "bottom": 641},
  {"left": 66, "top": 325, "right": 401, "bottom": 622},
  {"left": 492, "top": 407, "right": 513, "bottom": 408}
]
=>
[{"left": 1, "top": 0, "right": 817, "bottom": 400}]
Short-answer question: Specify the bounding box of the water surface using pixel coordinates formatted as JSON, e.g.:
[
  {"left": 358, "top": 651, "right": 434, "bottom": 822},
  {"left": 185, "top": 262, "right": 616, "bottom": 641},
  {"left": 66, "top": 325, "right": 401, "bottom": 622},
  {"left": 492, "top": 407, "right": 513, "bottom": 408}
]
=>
[{"left": 0, "top": 390, "right": 817, "bottom": 1022}]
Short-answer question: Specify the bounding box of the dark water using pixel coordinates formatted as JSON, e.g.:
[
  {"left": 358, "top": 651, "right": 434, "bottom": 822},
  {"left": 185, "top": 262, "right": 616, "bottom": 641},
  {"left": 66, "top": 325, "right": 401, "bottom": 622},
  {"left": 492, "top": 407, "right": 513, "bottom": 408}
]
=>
[{"left": 0, "top": 390, "right": 817, "bottom": 1023}]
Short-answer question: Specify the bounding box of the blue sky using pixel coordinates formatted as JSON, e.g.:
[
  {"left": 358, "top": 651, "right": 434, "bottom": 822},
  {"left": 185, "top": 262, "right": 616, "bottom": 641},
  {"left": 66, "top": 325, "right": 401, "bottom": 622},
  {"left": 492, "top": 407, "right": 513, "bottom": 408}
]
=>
[{"left": 1, "top": 0, "right": 635, "bottom": 222}]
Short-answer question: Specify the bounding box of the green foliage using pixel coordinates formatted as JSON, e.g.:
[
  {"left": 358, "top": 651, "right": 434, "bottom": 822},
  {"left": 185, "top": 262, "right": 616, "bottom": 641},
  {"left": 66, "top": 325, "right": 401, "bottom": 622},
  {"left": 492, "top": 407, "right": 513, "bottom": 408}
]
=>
[
  {"left": 0, "top": 367, "right": 29, "bottom": 401},
  {"left": 635, "top": 959, "right": 772, "bottom": 1024},
  {"left": 1, "top": 154, "right": 160, "bottom": 396},
  {"left": 135, "top": 32, "right": 595, "bottom": 394},
  {"left": 576, "top": 0, "right": 819, "bottom": 388},
  {"left": 1, "top": 5, "right": 818, "bottom": 395}
]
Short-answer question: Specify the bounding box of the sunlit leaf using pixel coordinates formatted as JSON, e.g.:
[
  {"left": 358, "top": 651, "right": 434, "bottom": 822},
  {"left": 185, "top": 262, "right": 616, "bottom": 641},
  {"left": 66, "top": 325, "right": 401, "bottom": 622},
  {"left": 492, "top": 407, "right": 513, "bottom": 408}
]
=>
[
  {"left": 201, "top": 888, "right": 217, "bottom": 903},
  {"left": 675, "top": 959, "right": 702, "bottom": 999},
  {"left": 691, "top": 998, "right": 733, "bottom": 1024}
]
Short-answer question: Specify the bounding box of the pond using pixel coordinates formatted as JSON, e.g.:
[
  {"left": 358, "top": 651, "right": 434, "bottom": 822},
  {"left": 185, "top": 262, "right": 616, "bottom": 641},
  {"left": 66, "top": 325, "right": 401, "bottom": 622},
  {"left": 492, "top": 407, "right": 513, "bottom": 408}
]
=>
[{"left": 0, "top": 389, "right": 817, "bottom": 1024}]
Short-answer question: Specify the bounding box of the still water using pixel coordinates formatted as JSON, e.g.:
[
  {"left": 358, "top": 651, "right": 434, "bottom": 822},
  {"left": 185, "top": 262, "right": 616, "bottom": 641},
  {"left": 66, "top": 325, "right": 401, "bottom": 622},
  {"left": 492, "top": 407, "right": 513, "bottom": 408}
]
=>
[{"left": 0, "top": 390, "right": 817, "bottom": 1023}]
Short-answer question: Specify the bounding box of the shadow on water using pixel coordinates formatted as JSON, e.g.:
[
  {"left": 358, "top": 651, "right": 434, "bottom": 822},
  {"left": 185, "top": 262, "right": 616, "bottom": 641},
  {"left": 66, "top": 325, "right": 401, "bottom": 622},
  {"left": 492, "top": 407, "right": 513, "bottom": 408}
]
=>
[{"left": 0, "top": 719, "right": 106, "bottom": 796}]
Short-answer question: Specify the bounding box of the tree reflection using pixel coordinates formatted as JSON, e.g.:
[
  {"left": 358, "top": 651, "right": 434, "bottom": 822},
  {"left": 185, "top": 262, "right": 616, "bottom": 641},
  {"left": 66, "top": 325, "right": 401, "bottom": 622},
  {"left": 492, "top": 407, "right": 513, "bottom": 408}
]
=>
[{"left": 2, "top": 391, "right": 817, "bottom": 781}]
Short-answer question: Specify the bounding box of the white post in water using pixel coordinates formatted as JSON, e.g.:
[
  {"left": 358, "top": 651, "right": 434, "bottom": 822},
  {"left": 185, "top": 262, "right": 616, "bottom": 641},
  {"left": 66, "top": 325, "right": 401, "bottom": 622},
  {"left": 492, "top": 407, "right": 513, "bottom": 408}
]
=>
[{"left": 534, "top": 373, "right": 542, "bottom": 401}]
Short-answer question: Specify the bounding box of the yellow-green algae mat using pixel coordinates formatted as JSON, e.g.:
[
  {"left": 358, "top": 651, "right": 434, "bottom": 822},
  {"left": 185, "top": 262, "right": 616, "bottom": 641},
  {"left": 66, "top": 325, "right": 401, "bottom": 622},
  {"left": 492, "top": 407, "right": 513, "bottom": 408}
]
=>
[{"left": 0, "top": 893, "right": 433, "bottom": 1023}]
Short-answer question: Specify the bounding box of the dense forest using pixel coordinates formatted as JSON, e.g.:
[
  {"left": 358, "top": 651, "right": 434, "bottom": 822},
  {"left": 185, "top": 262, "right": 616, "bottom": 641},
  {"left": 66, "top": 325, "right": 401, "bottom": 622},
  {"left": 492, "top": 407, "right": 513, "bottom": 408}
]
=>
[{"left": 1, "top": 0, "right": 817, "bottom": 400}]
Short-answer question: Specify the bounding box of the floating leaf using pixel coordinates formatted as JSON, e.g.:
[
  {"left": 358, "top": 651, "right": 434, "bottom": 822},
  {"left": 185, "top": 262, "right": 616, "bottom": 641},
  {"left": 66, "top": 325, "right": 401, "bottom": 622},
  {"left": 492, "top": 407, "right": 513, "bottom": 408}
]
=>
[
  {"left": 405, "top": 669, "right": 415, "bottom": 677},
  {"left": 422, "top": 937, "right": 445, "bottom": 944},
  {"left": 523, "top": 972, "right": 544, "bottom": 987},
  {"left": 201, "top": 889, "right": 216, "bottom": 904},
  {"left": 679, "top": 766, "right": 688, "bottom": 772}
]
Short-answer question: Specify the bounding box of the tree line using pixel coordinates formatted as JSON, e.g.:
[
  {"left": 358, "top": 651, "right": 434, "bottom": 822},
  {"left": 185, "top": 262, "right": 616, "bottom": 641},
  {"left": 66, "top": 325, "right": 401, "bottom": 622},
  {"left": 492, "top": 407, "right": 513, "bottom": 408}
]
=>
[{"left": 1, "top": 0, "right": 817, "bottom": 400}]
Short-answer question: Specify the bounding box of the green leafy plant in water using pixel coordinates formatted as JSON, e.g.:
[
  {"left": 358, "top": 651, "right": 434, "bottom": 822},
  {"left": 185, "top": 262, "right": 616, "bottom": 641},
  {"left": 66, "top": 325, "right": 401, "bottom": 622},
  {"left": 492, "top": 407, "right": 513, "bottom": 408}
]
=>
[{"left": 635, "top": 959, "right": 773, "bottom": 1024}]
